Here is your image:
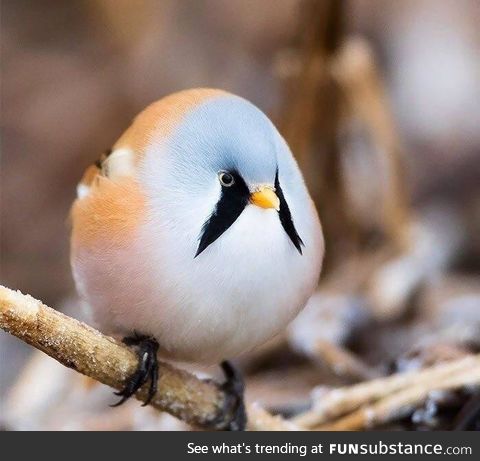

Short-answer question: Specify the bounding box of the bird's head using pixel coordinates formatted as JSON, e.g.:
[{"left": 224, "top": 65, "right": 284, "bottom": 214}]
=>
[{"left": 112, "top": 89, "right": 315, "bottom": 260}]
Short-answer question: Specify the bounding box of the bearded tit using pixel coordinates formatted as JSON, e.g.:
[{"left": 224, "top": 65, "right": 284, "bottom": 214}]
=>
[{"left": 70, "top": 88, "right": 323, "bottom": 429}]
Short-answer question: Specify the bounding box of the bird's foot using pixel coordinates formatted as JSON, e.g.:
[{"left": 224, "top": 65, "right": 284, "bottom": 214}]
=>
[
  {"left": 219, "top": 360, "right": 247, "bottom": 431},
  {"left": 111, "top": 333, "right": 159, "bottom": 407}
]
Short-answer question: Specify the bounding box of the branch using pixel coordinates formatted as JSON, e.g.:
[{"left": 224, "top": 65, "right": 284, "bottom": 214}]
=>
[
  {"left": 309, "top": 339, "right": 381, "bottom": 382},
  {"left": 293, "top": 354, "right": 480, "bottom": 429},
  {"left": 0, "top": 285, "right": 232, "bottom": 429},
  {"left": 317, "top": 367, "right": 480, "bottom": 430}
]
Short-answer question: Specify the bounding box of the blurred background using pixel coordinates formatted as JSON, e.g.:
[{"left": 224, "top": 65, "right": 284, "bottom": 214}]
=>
[{"left": 1, "top": 0, "right": 479, "bottom": 430}]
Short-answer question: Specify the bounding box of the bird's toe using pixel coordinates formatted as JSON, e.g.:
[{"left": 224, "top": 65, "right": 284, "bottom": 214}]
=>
[{"left": 111, "top": 334, "right": 159, "bottom": 407}]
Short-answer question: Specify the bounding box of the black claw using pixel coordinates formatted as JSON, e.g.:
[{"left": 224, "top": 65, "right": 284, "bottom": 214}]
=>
[
  {"left": 111, "top": 334, "right": 159, "bottom": 407},
  {"left": 143, "top": 354, "right": 159, "bottom": 406},
  {"left": 219, "top": 360, "right": 247, "bottom": 431}
]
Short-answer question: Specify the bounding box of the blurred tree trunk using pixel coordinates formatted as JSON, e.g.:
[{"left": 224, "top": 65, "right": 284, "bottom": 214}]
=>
[{"left": 280, "top": 0, "right": 356, "bottom": 272}]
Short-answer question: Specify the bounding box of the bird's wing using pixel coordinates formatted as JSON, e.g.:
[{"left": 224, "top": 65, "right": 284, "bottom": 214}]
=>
[{"left": 76, "top": 146, "right": 138, "bottom": 200}]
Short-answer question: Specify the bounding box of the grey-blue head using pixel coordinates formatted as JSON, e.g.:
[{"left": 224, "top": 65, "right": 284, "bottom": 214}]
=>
[{"left": 144, "top": 91, "right": 304, "bottom": 256}]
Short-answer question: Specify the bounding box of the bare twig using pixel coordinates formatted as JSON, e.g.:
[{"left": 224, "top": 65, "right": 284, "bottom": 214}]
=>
[
  {"left": 310, "top": 340, "right": 381, "bottom": 382},
  {"left": 0, "top": 285, "right": 231, "bottom": 429},
  {"left": 293, "top": 354, "right": 480, "bottom": 428},
  {"left": 316, "top": 368, "right": 480, "bottom": 430}
]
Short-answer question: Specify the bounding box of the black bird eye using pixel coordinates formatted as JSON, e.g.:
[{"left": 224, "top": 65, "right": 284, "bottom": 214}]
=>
[{"left": 218, "top": 171, "right": 235, "bottom": 187}]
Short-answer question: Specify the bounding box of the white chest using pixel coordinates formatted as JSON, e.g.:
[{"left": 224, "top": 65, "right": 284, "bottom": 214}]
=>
[{"left": 73, "top": 203, "right": 322, "bottom": 363}]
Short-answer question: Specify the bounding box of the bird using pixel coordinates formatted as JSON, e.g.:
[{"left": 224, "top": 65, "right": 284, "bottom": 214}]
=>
[{"left": 70, "top": 88, "right": 324, "bottom": 429}]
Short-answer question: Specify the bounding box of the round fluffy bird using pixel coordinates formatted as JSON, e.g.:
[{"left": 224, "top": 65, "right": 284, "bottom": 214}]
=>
[{"left": 70, "top": 88, "right": 324, "bottom": 429}]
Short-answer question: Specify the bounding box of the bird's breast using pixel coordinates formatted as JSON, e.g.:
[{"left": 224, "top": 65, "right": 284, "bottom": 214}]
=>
[
  {"left": 72, "top": 184, "right": 322, "bottom": 363},
  {"left": 131, "top": 202, "right": 322, "bottom": 362}
]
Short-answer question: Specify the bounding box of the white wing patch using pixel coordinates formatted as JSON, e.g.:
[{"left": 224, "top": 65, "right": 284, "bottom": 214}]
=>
[
  {"left": 102, "top": 147, "right": 135, "bottom": 179},
  {"left": 76, "top": 183, "right": 91, "bottom": 199},
  {"left": 76, "top": 147, "right": 135, "bottom": 199}
]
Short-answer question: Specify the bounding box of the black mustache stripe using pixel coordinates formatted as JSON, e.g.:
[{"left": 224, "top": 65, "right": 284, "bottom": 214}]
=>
[
  {"left": 195, "top": 172, "right": 250, "bottom": 257},
  {"left": 275, "top": 170, "right": 304, "bottom": 254},
  {"left": 195, "top": 170, "right": 304, "bottom": 257}
]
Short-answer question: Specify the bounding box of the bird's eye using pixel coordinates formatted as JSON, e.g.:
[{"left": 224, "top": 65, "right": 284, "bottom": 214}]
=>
[{"left": 218, "top": 171, "right": 235, "bottom": 187}]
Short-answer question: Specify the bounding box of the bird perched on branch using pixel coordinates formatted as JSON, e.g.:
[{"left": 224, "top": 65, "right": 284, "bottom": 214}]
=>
[{"left": 70, "top": 88, "right": 323, "bottom": 429}]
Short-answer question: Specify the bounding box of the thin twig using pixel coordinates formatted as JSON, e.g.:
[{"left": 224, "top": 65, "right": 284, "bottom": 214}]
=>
[
  {"left": 293, "top": 354, "right": 480, "bottom": 428},
  {"left": 316, "top": 368, "right": 480, "bottom": 430},
  {"left": 310, "top": 340, "right": 381, "bottom": 382}
]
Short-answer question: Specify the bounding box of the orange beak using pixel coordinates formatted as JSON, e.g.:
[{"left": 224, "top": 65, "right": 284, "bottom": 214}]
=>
[{"left": 250, "top": 186, "right": 280, "bottom": 211}]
